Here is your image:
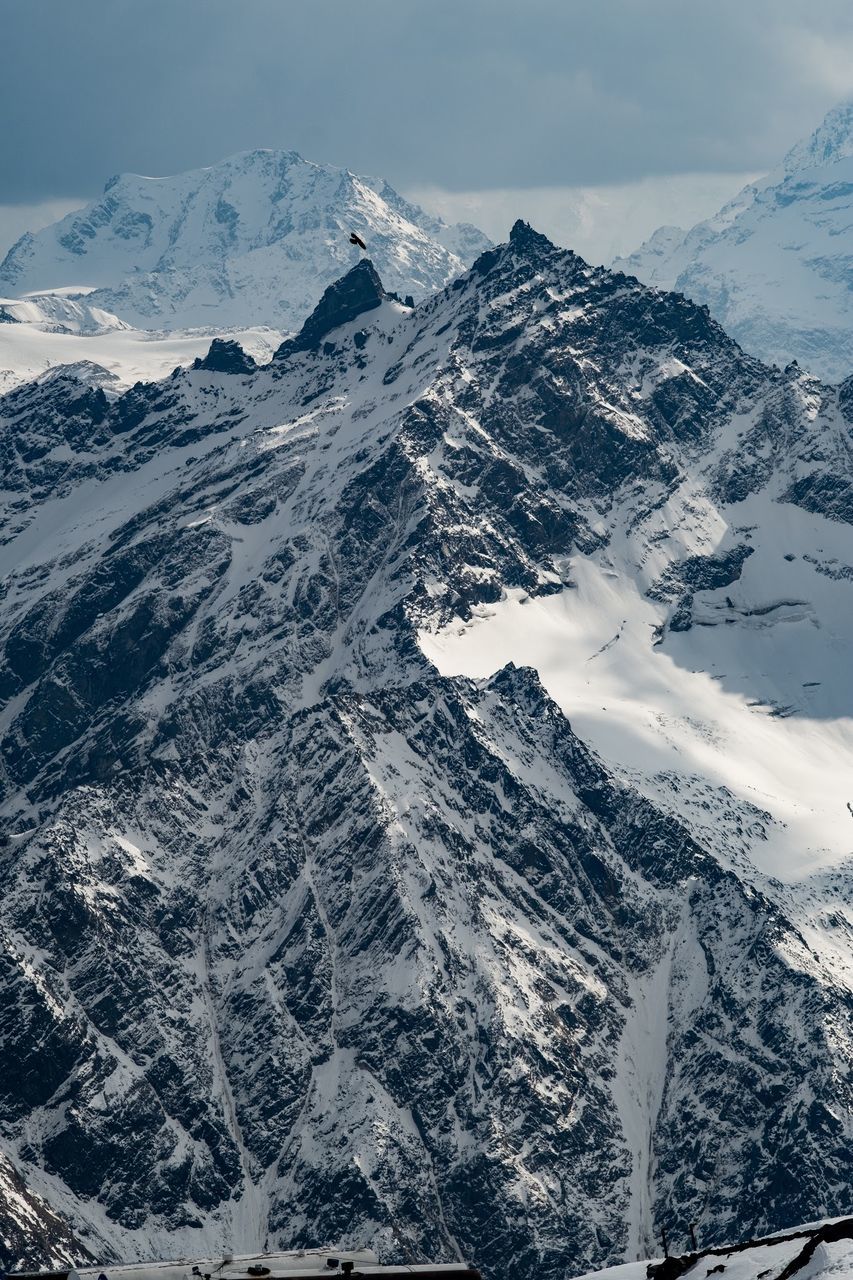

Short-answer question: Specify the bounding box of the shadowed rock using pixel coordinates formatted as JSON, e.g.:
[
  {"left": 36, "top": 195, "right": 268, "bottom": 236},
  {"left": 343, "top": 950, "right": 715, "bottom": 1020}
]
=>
[
  {"left": 194, "top": 338, "right": 257, "bottom": 375},
  {"left": 280, "top": 259, "right": 388, "bottom": 355}
]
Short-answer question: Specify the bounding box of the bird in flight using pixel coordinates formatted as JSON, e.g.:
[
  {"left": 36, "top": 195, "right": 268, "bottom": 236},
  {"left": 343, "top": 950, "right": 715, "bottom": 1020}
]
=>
[{"left": 349, "top": 232, "right": 367, "bottom": 251}]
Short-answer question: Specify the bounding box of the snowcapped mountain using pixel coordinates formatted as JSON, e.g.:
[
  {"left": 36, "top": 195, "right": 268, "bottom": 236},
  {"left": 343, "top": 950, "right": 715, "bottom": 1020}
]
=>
[
  {"left": 614, "top": 100, "right": 853, "bottom": 381},
  {"left": 0, "top": 150, "right": 490, "bottom": 332},
  {"left": 1, "top": 228, "right": 853, "bottom": 1280}
]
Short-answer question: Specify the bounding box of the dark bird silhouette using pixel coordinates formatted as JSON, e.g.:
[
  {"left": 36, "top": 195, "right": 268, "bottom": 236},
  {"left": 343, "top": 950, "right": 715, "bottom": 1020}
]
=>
[{"left": 349, "top": 232, "right": 367, "bottom": 251}]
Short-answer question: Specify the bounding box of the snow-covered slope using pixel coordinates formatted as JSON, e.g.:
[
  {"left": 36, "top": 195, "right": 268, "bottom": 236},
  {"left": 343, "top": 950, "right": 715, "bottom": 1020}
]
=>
[
  {"left": 0, "top": 289, "right": 131, "bottom": 336},
  {"left": 570, "top": 1217, "right": 853, "bottom": 1280},
  {"left": 1, "top": 233, "right": 852, "bottom": 1280},
  {"left": 614, "top": 100, "right": 853, "bottom": 381},
  {"left": 0, "top": 150, "right": 490, "bottom": 331}
]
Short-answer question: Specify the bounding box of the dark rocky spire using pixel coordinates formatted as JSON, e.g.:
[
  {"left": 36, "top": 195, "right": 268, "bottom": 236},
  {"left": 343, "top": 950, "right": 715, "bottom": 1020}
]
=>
[
  {"left": 508, "top": 219, "right": 554, "bottom": 253},
  {"left": 194, "top": 338, "right": 257, "bottom": 375},
  {"left": 284, "top": 259, "right": 388, "bottom": 354}
]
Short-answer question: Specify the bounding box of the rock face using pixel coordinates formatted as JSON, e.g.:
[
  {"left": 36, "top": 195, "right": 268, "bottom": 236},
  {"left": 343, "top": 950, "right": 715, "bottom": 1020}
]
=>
[
  {"left": 194, "top": 339, "right": 258, "bottom": 376},
  {"left": 0, "top": 150, "right": 490, "bottom": 332},
  {"left": 1, "top": 227, "right": 852, "bottom": 1279},
  {"left": 286, "top": 259, "right": 391, "bottom": 352},
  {"left": 614, "top": 99, "right": 853, "bottom": 381}
]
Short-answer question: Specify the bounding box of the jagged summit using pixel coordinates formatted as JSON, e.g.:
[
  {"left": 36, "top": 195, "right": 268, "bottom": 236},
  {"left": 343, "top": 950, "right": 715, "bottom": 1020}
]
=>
[
  {"left": 280, "top": 226, "right": 570, "bottom": 360},
  {"left": 508, "top": 218, "right": 554, "bottom": 252},
  {"left": 0, "top": 149, "right": 491, "bottom": 331},
  {"left": 469, "top": 220, "right": 583, "bottom": 286},
  {"left": 193, "top": 337, "right": 258, "bottom": 375},
  {"left": 285, "top": 258, "right": 389, "bottom": 353}
]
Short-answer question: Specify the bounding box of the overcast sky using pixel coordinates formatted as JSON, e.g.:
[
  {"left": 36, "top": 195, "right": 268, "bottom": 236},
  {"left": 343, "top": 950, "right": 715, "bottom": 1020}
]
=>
[{"left": 1, "top": 0, "right": 853, "bottom": 257}]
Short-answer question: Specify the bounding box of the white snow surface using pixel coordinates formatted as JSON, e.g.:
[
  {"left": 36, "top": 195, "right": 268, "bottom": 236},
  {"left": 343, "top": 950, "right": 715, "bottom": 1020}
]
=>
[
  {"left": 421, "top": 508, "right": 853, "bottom": 885},
  {"left": 0, "top": 292, "right": 284, "bottom": 392},
  {"left": 0, "top": 307, "right": 284, "bottom": 393},
  {"left": 569, "top": 1220, "right": 853, "bottom": 1280}
]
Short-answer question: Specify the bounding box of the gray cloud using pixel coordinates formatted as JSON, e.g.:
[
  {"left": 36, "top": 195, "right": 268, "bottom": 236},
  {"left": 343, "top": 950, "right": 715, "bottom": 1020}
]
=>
[
  {"left": 2, "top": 0, "right": 853, "bottom": 203},
  {"left": 404, "top": 171, "right": 760, "bottom": 265}
]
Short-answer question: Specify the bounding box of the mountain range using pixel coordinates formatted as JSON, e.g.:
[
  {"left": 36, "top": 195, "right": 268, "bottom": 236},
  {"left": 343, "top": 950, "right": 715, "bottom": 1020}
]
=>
[
  {"left": 614, "top": 100, "right": 853, "bottom": 381},
  {"left": 1, "top": 225, "right": 852, "bottom": 1278}
]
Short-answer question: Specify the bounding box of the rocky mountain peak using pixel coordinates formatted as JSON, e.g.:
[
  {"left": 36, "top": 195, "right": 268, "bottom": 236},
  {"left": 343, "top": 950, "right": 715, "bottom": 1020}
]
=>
[
  {"left": 508, "top": 219, "right": 555, "bottom": 253},
  {"left": 283, "top": 258, "right": 388, "bottom": 353},
  {"left": 193, "top": 337, "right": 258, "bottom": 375},
  {"left": 470, "top": 220, "right": 568, "bottom": 286}
]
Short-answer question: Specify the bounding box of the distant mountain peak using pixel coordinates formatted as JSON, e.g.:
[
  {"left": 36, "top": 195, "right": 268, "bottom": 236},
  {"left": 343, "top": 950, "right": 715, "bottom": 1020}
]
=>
[
  {"left": 102, "top": 147, "right": 312, "bottom": 193},
  {"left": 783, "top": 97, "right": 853, "bottom": 173},
  {"left": 0, "top": 148, "right": 491, "bottom": 331},
  {"left": 614, "top": 96, "right": 853, "bottom": 380}
]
